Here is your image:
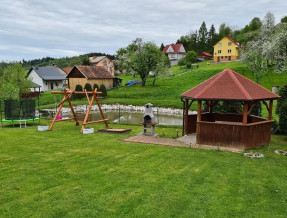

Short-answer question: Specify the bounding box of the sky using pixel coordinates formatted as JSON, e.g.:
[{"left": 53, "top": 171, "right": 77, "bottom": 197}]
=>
[{"left": 0, "top": 0, "right": 286, "bottom": 62}]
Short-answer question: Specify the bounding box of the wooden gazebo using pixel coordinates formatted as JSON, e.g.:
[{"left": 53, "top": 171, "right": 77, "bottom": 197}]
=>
[{"left": 181, "top": 68, "right": 280, "bottom": 149}]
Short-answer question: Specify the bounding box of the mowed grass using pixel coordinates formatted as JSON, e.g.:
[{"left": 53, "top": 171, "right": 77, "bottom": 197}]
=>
[{"left": 0, "top": 121, "right": 286, "bottom": 217}]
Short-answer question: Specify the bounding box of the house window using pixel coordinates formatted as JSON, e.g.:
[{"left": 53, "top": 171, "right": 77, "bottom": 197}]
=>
[
  {"left": 221, "top": 57, "right": 224, "bottom": 59},
  {"left": 170, "top": 54, "right": 175, "bottom": 58},
  {"left": 218, "top": 50, "right": 222, "bottom": 54},
  {"left": 228, "top": 42, "right": 232, "bottom": 46},
  {"left": 228, "top": 49, "right": 232, "bottom": 53},
  {"left": 218, "top": 43, "right": 222, "bottom": 47}
]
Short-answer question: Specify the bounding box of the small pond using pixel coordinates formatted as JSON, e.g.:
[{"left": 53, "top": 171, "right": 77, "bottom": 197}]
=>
[{"left": 83, "top": 111, "right": 183, "bottom": 126}]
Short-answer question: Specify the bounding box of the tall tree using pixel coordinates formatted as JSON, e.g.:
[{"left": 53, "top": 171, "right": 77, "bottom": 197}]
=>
[
  {"left": 281, "top": 16, "right": 287, "bottom": 23},
  {"left": 198, "top": 22, "right": 208, "bottom": 52},
  {"left": 207, "top": 24, "right": 218, "bottom": 53},
  {"left": 242, "top": 52, "right": 267, "bottom": 84},
  {"left": 218, "top": 23, "right": 232, "bottom": 38},
  {"left": 263, "top": 22, "right": 287, "bottom": 72},
  {"left": 116, "top": 38, "right": 169, "bottom": 86},
  {"left": 249, "top": 17, "right": 262, "bottom": 31},
  {"left": 160, "top": 43, "right": 165, "bottom": 51},
  {"left": 0, "top": 63, "right": 32, "bottom": 100}
]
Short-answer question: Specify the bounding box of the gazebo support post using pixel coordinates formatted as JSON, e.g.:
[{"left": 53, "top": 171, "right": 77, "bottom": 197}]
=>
[
  {"left": 268, "top": 100, "right": 273, "bottom": 120},
  {"left": 197, "top": 100, "right": 202, "bottom": 121},
  {"left": 184, "top": 99, "right": 189, "bottom": 135},
  {"left": 242, "top": 102, "right": 248, "bottom": 124},
  {"left": 208, "top": 101, "right": 213, "bottom": 113}
]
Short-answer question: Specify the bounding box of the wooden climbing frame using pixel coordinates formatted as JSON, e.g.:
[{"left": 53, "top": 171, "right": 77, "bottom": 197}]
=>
[{"left": 49, "top": 88, "right": 109, "bottom": 132}]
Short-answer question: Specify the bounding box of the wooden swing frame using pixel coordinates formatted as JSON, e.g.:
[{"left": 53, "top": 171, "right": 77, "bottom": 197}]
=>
[{"left": 49, "top": 88, "right": 109, "bottom": 132}]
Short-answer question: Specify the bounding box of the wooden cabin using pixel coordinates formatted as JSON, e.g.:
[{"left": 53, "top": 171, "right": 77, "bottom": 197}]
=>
[
  {"left": 181, "top": 68, "right": 280, "bottom": 149},
  {"left": 66, "top": 65, "right": 114, "bottom": 90}
]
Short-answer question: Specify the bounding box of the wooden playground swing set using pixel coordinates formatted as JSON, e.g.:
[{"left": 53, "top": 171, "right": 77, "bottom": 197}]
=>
[{"left": 49, "top": 88, "right": 109, "bottom": 132}]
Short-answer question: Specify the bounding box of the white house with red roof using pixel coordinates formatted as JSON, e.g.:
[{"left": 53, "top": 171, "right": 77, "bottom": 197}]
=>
[{"left": 162, "top": 43, "right": 186, "bottom": 65}]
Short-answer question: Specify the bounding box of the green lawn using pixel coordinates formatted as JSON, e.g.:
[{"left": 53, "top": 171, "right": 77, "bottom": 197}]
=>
[{"left": 0, "top": 121, "right": 286, "bottom": 217}]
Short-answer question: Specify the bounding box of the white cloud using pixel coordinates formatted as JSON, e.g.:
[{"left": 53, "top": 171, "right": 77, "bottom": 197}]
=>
[{"left": 0, "top": 0, "right": 286, "bottom": 61}]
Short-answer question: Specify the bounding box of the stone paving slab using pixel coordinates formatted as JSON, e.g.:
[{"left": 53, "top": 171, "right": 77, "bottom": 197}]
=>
[
  {"left": 123, "top": 134, "right": 243, "bottom": 153},
  {"left": 122, "top": 135, "right": 189, "bottom": 147}
]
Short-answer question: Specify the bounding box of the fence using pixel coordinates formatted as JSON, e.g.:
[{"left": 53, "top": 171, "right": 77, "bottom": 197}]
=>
[{"left": 40, "top": 104, "right": 183, "bottom": 126}]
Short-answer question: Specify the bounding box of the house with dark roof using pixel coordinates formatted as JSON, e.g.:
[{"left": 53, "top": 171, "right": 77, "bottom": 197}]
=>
[
  {"left": 197, "top": 52, "right": 213, "bottom": 61},
  {"left": 213, "top": 36, "right": 240, "bottom": 62},
  {"left": 66, "top": 65, "right": 115, "bottom": 91},
  {"left": 89, "top": 56, "right": 114, "bottom": 75},
  {"left": 27, "top": 66, "right": 67, "bottom": 92},
  {"left": 162, "top": 43, "right": 186, "bottom": 65}
]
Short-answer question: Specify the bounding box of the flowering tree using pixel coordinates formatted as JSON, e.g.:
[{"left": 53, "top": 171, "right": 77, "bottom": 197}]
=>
[
  {"left": 116, "top": 38, "right": 169, "bottom": 86},
  {"left": 0, "top": 63, "right": 32, "bottom": 100}
]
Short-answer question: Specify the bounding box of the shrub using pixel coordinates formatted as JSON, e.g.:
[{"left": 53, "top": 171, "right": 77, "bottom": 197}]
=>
[
  {"left": 99, "top": 84, "right": 107, "bottom": 97},
  {"left": 84, "top": 83, "right": 92, "bottom": 96},
  {"left": 278, "top": 101, "right": 287, "bottom": 134},
  {"left": 276, "top": 84, "right": 287, "bottom": 134},
  {"left": 251, "top": 102, "right": 262, "bottom": 116},
  {"left": 186, "top": 62, "right": 192, "bottom": 69},
  {"left": 93, "top": 83, "right": 99, "bottom": 91},
  {"left": 84, "top": 83, "right": 92, "bottom": 92},
  {"left": 212, "top": 101, "right": 242, "bottom": 114},
  {"left": 276, "top": 84, "right": 287, "bottom": 115},
  {"left": 75, "top": 84, "right": 84, "bottom": 100},
  {"left": 185, "top": 51, "right": 197, "bottom": 63},
  {"left": 178, "top": 57, "right": 186, "bottom": 66}
]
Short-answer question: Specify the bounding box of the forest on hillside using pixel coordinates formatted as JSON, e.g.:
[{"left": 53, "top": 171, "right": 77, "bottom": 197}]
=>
[
  {"left": 165, "top": 14, "right": 287, "bottom": 55},
  {"left": 0, "top": 52, "right": 115, "bottom": 70}
]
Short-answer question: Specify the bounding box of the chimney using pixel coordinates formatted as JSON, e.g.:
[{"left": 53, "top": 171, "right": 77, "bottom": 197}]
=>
[{"left": 93, "top": 56, "right": 96, "bottom": 60}]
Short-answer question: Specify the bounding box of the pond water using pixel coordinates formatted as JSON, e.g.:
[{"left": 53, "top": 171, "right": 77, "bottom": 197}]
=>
[
  {"left": 40, "top": 105, "right": 185, "bottom": 126},
  {"left": 87, "top": 111, "right": 183, "bottom": 126}
]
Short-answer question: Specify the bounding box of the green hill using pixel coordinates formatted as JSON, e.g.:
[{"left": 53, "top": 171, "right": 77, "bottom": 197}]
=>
[{"left": 107, "top": 61, "right": 287, "bottom": 109}]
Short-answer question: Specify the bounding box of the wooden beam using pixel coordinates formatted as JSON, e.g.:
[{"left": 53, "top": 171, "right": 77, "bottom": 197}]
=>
[
  {"left": 84, "top": 119, "right": 110, "bottom": 125},
  {"left": 64, "top": 89, "right": 79, "bottom": 126},
  {"left": 57, "top": 91, "right": 74, "bottom": 107},
  {"left": 94, "top": 90, "right": 109, "bottom": 128},
  {"left": 197, "top": 100, "right": 202, "bottom": 121},
  {"left": 48, "top": 103, "right": 64, "bottom": 130},
  {"left": 85, "top": 89, "right": 91, "bottom": 105},
  {"left": 242, "top": 102, "right": 248, "bottom": 124},
  {"left": 268, "top": 100, "right": 273, "bottom": 120},
  {"left": 184, "top": 99, "right": 189, "bottom": 135},
  {"left": 247, "top": 101, "right": 259, "bottom": 116},
  {"left": 48, "top": 118, "right": 73, "bottom": 123},
  {"left": 51, "top": 91, "right": 103, "bottom": 95},
  {"left": 81, "top": 89, "right": 96, "bottom": 132}
]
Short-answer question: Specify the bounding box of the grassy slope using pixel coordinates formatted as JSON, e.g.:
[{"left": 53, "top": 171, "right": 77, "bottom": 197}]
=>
[
  {"left": 107, "top": 61, "right": 287, "bottom": 109},
  {"left": 39, "top": 61, "right": 287, "bottom": 119},
  {"left": 0, "top": 121, "right": 286, "bottom": 217}
]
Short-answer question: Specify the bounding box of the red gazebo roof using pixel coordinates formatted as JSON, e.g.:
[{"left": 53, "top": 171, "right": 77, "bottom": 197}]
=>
[{"left": 181, "top": 68, "right": 280, "bottom": 101}]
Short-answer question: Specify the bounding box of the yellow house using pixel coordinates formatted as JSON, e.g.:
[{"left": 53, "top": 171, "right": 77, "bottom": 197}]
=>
[{"left": 213, "top": 36, "right": 240, "bottom": 62}]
